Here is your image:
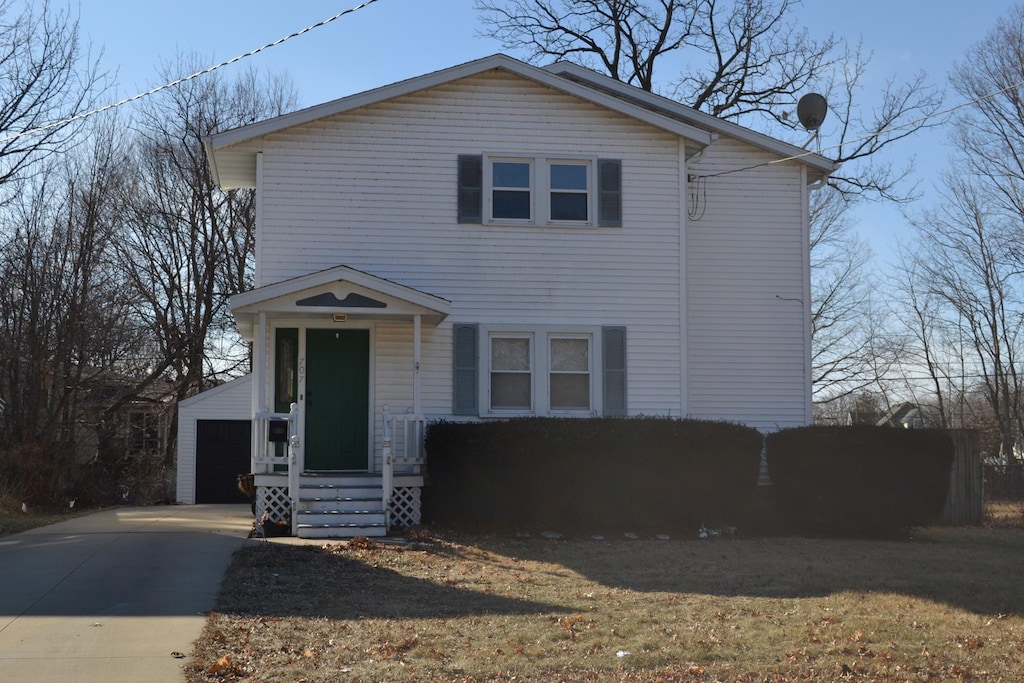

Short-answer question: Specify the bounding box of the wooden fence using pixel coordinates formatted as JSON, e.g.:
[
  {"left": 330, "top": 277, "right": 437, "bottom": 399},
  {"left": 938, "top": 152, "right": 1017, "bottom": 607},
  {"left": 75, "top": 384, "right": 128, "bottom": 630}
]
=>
[{"left": 939, "top": 429, "right": 983, "bottom": 525}]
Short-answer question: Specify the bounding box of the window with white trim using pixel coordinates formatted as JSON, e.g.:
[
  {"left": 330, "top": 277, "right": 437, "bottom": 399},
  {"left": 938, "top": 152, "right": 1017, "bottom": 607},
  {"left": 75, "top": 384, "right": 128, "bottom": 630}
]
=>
[
  {"left": 549, "top": 336, "right": 591, "bottom": 411},
  {"left": 491, "top": 159, "right": 533, "bottom": 220},
  {"left": 482, "top": 328, "right": 598, "bottom": 415},
  {"left": 458, "top": 155, "right": 621, "bottom": 227},
  {"left": 484, "top": 155, "right": 595, "bottom": 225},
  {"left": 489, "top": 334, "right": 533, "bottom": 410},
  {"left": 549, "top": 161, "right": 590, "bottom": 222}
]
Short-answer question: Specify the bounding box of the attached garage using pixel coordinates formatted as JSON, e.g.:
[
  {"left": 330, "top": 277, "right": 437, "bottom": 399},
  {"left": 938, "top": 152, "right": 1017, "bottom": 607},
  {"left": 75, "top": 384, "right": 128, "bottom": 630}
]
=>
[{"left": 176, "top": 374, "right": 253, "bottom": 504}]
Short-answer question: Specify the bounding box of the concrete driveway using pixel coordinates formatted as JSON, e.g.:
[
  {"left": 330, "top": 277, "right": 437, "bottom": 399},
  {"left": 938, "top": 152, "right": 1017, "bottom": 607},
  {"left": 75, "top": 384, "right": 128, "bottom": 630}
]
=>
[{"left": 0, "top": 505, "right": 252, "bottom": 682}]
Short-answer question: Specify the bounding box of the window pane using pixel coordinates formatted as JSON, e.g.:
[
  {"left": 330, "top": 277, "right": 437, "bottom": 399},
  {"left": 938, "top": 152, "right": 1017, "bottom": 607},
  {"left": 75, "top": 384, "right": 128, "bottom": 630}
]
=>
[
  {"left": 492, "top": 373, "right": 531, "bottom": 409},
  {"left": 551, "top": 164, "right": 587, "bottom": 190},
  {"left": 551, "top": 338, "right": 589, "bottom": 371},
  {"left": 493, "top": 162, "right": 530, "bottom": 188},
  {"left": 551, "top": 374, "right": 590, "bottom": 410},
  {"left": 493, "top": 190, "right": 531, "bottom": 219},
  {"left": 551, "top": 192, "right": 588, "bottom": 221},
  {"left": 492, "top": 337, "right": 530, "bottom": 371}
]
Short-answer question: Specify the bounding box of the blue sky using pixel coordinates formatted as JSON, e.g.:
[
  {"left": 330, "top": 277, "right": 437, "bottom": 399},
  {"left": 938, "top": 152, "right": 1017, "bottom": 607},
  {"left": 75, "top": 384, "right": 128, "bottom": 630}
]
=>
[{"left": 68, "top": 0, "right": 1020, "bottom": 255}]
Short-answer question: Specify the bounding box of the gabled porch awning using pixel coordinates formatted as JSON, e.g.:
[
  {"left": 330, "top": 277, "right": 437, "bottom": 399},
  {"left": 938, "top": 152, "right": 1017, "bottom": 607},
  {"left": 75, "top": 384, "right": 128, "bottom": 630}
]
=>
[{"left": 231, "top": 265, "right": 451, "bottom": 340}]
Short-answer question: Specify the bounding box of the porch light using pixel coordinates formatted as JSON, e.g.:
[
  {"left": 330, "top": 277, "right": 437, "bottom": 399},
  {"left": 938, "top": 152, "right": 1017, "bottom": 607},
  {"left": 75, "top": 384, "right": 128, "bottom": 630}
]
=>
[{"left": 332, "top": 313, "right": 348, "bottom": 323}]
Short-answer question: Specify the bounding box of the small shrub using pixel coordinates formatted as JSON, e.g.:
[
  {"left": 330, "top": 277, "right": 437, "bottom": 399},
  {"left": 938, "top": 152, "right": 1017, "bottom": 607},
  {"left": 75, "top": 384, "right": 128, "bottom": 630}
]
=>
[
  {"left": 424, "top": 417, "right": 763, "bottom": 534},
  {"left": 765, "top": 425, "right": 954, "bottom": 535}
]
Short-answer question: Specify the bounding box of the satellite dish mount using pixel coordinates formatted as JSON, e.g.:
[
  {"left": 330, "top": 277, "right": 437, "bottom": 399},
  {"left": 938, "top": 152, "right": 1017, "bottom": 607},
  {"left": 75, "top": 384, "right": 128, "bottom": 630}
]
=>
[{"left": 797, "top": 92, "right": 828, "bottom": 149}]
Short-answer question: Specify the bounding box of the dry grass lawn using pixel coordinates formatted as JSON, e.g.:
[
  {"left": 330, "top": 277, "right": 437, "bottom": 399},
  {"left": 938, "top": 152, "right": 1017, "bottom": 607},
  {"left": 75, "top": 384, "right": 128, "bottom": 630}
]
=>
[{"left": 188, "top": 504, "right": 1024, "bottom": 683}]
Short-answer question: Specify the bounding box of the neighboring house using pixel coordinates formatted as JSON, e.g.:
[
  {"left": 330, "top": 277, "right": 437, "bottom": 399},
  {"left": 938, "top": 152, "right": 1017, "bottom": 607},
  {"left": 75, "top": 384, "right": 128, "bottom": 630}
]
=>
[
  {"left": 847, "top": 402, "right": 926, "bottom": 429},
  {"left": 198, "top": 54, "right": 834, "bottom": 538}
]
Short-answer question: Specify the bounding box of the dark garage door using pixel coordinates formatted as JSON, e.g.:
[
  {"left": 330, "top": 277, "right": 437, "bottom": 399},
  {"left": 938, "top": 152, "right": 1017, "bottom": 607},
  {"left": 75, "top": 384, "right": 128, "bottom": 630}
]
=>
[{"left": 195, "top": 420, "right": 252, "bottom": 504}]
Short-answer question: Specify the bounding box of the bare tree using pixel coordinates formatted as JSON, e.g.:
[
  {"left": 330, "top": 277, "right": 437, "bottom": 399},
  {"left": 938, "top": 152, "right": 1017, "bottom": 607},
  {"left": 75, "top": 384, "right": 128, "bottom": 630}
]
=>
[
  {"left": 0, "top": 120, "right": 139, "bottom": 502},
  {"left": 477, "top": 0, "right": 944, "bottom": 400},
  {"left": 116, "top": 58, "right": 298, "bottom": 471},
  {"left": 0, "top": 0, "right": 104, "bottom": 195},
  {"left": 907, "top": 173, "right": 1024, "bottom": 462}
]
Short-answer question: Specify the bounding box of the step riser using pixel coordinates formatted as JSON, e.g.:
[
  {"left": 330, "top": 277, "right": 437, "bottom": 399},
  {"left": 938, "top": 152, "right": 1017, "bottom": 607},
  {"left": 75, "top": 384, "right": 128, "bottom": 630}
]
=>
[
  {"left": 298, "top": 526, "right": 387, "bottom": 539},
  {"left": 298, "top": 512, "right": 386, "bottom": 525},
  {"left": 300, "top": 500, "right": 384, "bottom": 513},
  {"left": 300, "top": 475, "right": 383, "bottom": 488}
]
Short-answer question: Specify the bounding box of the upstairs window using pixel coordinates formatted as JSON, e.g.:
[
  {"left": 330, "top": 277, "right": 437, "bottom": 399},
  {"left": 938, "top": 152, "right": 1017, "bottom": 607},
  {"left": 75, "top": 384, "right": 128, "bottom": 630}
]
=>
[
  {"left": 491, "top": 160, "right": 532, "bottom": 220},
  {"left": 458, "top": 155, "right": 621, "bottom": 227},
  {"left": 549, "top": 162, "right": 589, "bottom": 222}
]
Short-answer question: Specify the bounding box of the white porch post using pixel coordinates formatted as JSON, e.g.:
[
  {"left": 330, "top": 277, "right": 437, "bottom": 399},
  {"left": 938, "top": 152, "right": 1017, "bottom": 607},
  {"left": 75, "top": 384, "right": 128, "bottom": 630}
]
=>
[
  {"left": 252, "top": 311, "right": 268, "bottom": 472},
  {"left": 413, "top": 313, "right": 422, "bottom": 415}
]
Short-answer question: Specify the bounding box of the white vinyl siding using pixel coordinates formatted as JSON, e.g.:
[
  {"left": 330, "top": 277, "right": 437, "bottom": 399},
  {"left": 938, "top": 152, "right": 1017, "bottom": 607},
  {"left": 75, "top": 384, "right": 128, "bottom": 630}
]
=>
[
  {"left": 252, "top": 71, "right": 685, "bottom": 418},
  {"left": 685, "top": 138, "right": 810, "bottom": 431},
  {"left": 226, "top": 69, "right": 811, "bottom": 431}
]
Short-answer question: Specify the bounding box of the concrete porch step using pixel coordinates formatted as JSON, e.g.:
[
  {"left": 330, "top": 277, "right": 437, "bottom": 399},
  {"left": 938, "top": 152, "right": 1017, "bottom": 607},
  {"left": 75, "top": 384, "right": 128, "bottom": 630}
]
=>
[{"left": 296, "top": 521, "right": 387, "bottom": 539}]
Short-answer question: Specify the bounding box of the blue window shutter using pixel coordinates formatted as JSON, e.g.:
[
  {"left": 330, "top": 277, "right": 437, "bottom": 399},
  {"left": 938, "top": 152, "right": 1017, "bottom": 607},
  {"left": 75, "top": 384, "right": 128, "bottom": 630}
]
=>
[
  {"left": 458, "top": 155, "right": 482, "bottom": 223},
  {"left": 602, "top": 326, "right": 627, "bottom": 416},
  {"left": 453, "top": 323, "right": 479, "bottom": 415},
  {"left": 597, "top": 159, "right": 622, "bottom": 227}
]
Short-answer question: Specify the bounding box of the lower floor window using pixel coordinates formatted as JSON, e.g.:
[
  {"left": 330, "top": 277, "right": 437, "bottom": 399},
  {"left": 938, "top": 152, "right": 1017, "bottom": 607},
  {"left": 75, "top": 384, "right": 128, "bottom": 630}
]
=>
[
  {"left": 549, "top": 336, "right": 591, "bottom": 410},
  {"left": 490, "top": 336, "right": 532, "bottom": 410},
  {"left": 487, "top": 330, "right": 593, "bottom": 414}
]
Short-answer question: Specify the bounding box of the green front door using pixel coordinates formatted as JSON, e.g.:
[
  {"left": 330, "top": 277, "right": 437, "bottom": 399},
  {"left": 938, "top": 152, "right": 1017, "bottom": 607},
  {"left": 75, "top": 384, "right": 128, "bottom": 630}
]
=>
[{"left": 305, "top": 328, "right": 370, "bottom": 471}]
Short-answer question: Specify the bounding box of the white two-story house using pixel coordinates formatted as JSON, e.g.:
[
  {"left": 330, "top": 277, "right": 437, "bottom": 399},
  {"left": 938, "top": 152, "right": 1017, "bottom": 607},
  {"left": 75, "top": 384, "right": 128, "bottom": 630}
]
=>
[{"left": 189, "top": 54, "right": 834, "bottom": 538}]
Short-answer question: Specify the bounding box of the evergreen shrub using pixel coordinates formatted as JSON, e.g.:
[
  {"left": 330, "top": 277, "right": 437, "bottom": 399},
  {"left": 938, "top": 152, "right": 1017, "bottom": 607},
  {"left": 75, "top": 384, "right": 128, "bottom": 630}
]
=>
[
  {"left": 765, "top": 425, "right": 954, "bottom": 535},
  {"left": 423, "top": 417, "right": 763, "bottom": 534}
]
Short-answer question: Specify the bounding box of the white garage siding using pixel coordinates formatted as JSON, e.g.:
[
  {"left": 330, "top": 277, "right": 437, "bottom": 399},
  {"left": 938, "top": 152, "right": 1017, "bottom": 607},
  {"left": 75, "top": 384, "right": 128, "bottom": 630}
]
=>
[{"left": 175, "top": 374, "right": 253, "bottom": 504}]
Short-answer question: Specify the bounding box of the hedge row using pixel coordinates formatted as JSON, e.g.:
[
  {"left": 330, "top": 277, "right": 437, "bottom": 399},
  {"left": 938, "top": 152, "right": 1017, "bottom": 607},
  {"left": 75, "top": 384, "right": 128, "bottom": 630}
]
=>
[
  {"left": 422, "top": 420, "right": 956, "bottom": 537},
  {"left": 765, "top": 425, "right": 954, "bottom": 535},
  {"left": 423, "top": 417, "right": 763, "bottom": 534}
]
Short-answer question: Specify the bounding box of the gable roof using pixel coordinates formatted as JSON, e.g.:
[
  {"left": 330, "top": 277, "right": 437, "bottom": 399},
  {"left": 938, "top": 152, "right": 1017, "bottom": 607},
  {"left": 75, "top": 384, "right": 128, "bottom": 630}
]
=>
[
  {"left": 230, "top": 264, "right": 451, "bottom": 339},
  {"left": 206, "top": 53, "right": 835, "bottom": 190},
  {"left": 207, "top": 54, "right": 705, "bottom": 189},
  {"left": 544, "top": 61, "right": 836, "bottom": 179}
]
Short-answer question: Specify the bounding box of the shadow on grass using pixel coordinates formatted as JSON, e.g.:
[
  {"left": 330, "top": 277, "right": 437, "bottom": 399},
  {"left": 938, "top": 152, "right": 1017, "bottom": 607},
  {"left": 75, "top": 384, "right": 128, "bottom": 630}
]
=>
[
  {"left": 216, "top": 542, "right": 568, "bottom": 620},
  {"left": 456, "top": 527, "right": 1024, "bottom": 617}
]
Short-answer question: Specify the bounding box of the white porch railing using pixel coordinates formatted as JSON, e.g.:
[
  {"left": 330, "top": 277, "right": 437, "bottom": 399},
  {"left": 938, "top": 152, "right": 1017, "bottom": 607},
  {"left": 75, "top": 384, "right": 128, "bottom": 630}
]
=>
[
  {"left": 381, "top": 405, "right": 426, "bottom": 528},
  {"left": 254, "top": 403, "right": 301, "bottom": 535}
]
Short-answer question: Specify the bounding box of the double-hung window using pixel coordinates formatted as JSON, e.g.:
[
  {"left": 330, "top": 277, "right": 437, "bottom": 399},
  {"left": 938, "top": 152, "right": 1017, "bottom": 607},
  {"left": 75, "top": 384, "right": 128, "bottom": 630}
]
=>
[
  {"left": 549, "top": 162, "right": 589, "bottom": 222},
  {"left": 549, "top": 336, "right": 591, "bottom": 410},
  {"left": 490, "top": 335, "right": 533, "bottom": 410},
  {"left": 453, "top": 324, "right": 627, "bottom": 417},
  {"left": 491, "top": 159, "right": 533, "bottom": 221},
  {"left": 458, "top": 154, "right": 620, "bottom": 227}
]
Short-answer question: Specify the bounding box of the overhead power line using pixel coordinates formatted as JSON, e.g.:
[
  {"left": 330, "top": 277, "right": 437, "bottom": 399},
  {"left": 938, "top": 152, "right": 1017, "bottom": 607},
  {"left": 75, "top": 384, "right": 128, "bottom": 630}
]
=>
[{"left": 0, "top": 0, "right": 383, "bottom": 145}]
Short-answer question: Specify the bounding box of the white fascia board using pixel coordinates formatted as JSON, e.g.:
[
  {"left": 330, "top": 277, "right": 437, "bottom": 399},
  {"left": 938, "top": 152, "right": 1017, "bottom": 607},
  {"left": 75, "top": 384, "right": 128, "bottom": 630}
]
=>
[
  {"left": 545, "top": 61, "right": 837, "bottom": 177},
  {"left": 230, "top": 265, "right": 451, "bottom": 316}
]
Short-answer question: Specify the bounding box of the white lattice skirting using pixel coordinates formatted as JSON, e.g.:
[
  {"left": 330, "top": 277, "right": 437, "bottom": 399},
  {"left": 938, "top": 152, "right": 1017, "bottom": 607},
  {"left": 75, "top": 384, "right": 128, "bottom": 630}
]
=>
[
  {"left": 390, "top": 486, "right": 421, "bottom": 528},
  {"left": 257, "top": 485, "right": 291, "bottom": 524}
]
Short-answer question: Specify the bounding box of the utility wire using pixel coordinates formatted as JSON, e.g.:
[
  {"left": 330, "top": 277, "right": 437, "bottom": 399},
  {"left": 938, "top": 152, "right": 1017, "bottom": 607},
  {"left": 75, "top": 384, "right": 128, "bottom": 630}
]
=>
[{"left": 0, "top": 0, "right": 383, "bottom": 145}]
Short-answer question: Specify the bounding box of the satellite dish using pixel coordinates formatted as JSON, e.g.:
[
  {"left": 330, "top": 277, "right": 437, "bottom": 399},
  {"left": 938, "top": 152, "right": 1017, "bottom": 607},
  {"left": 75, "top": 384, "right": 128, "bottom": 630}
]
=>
[{"left": 797, "top": 93, "right": 828, "bottom": 131}]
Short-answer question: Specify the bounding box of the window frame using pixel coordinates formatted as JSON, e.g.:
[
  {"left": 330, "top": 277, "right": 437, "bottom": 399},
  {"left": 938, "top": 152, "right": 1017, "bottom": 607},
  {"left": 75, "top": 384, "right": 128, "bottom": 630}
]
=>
[
  {"left": 548, "top": 334, "right": 593, "bottom": 412},
  {"left": 480, "top": 325, "right": 600, "bottom": 417},
  {"left": 488, "top": 332, "right": 535, "bottom": 412},
  {"left": 486, "top": 156, "right": 535, "bottom": 224},
  {"left": 483, "top": 154, "right": 597, "bottom": 226}
]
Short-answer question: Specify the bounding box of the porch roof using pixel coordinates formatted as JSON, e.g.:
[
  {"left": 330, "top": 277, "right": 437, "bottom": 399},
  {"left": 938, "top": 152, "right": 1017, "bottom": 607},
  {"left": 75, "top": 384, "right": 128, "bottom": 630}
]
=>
[{"left": 231, "top": 265, "right": 451, "bottom": 340}]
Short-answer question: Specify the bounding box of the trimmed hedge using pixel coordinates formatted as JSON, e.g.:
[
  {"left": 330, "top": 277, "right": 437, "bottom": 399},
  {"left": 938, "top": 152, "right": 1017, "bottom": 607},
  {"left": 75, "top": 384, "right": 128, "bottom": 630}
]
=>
[
  {"left": 423, "top": 417, "right": 763, "bottom": 534},
  {"left": 765, "top": 426, "right": 954, "bottom": 535}
]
